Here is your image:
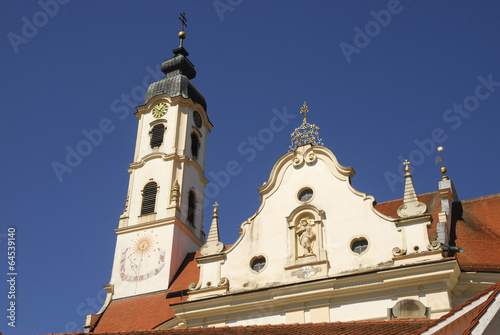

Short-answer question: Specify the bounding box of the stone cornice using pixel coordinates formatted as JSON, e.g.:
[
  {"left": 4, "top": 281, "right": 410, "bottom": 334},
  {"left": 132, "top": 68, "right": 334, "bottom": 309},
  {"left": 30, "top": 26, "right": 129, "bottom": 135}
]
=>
[
  {"left": 129, "top": 152, "right": 164, "bottom": 169},
  {"left": 254, "top": 145, "right": 394, "bottom": 222},
  {"left": 195, "top": 253, "right": 226, "bottom": 263},
  {"left": 171, "top": 260, "right": 461, "bottom": 327},
  {"left": 129, "top": 153, "right": 208, "bottom": 185},
  {"left": 394, "top": 214, "right": 433, "bottom": 226}
]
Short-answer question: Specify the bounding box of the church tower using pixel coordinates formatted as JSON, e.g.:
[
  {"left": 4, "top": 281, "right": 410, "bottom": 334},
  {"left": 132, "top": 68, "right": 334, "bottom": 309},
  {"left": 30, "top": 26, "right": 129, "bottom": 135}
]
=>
[{"left": 108, "top": 18, "right": 212, "bottom": 300}]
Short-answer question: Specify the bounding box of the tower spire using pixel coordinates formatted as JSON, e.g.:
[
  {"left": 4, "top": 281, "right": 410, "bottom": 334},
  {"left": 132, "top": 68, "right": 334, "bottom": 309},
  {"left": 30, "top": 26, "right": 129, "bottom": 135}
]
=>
[
  {"left": 397, "top": 160, "right": 427, "bottom": 218},
  {"left": 200, "top": 202, "right": 225, "bottom": 256}
]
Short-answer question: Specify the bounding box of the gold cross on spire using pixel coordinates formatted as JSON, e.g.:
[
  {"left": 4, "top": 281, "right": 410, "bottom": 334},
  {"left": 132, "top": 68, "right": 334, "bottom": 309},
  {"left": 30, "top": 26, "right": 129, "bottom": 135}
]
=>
[
  {"left": 300, "top": 101, "right": 309, "bottom": 125},
  {"left": 179, "top": 12, "right": 188, "bottom": 31},
  {"left": 178, "top": 12, "right": 188, "bottom": 47},
  {"left": 403, "top": 159, "right": 411, "bottom": 173},
  {"left": 213, "top": 201, "right": 219, "bottom": 215}
]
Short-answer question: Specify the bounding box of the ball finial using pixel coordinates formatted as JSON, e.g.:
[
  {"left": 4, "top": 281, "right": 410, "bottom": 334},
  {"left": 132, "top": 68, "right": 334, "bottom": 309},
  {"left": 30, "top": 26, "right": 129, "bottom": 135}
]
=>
[
  {"left": 178, "top": 30, "right": 186, "bottom": 39},
  {"left": 403, "top": 159, "right": 411, "bottom": 173}
]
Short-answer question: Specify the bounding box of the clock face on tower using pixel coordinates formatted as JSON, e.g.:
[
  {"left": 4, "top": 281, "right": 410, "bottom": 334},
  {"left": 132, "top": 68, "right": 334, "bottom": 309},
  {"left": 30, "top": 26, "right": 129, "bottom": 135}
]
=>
[
  {"left": 152, "top": 102, "right": 168, "bottom": 118},
  {"left": 119, "top": 230, "right": 166, "bottom": 282},
  {"left": 193, "top": 110, "right": 202, "bottom": 128}
]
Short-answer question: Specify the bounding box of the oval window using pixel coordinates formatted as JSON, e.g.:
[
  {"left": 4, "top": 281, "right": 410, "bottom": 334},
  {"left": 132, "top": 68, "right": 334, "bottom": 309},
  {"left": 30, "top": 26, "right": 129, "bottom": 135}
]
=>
[{"left": 298, "top": 188, "right": 313, "bottom": 202}]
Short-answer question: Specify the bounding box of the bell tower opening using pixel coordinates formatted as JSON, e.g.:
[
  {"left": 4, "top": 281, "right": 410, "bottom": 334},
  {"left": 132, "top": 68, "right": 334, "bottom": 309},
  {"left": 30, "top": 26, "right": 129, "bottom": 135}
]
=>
[
  {"left": 150, "top": 124, "right": 165, "bottom": 148},
  {"left": 191, "top": 132, "right": 200, "bottom": 159},
  {"left": 187, "top": 189, "right": 196, "bottom": 226},
  {"left": 140, "top": 182, "right": 158, "bottom": 215}
]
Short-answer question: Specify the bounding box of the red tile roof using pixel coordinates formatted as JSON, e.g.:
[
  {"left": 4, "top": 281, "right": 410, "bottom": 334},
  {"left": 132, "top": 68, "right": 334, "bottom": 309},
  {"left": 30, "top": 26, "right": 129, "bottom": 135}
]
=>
[
  {"left": 376, "top": 192, "right": 500, "bottom": 273},
  {"left": 52, "top": 319, "right": 434, "bottom": 335},
  {"left": 84, "top": 192, "right": 499, "bottom": 334},
  {"left": 415, "top": 281, "right": 500, "bottom": 334},
  {"left": 375, "top": 191, "right": 442, "bottom": 241},
  {"left": 463, "top": 281, "right": 500, "bottom": 334},
  {"left": 91, "top": 251, "right": 200, "bottom": 332},
  {"left": 454, "top": 194, "right": 500, "bottom": 272}
]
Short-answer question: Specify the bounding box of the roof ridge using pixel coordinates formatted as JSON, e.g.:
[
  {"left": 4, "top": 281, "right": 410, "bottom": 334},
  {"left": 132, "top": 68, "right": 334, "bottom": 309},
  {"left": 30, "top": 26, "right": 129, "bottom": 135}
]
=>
[
  {"left": 377, "top": 191, "right": 439, "bottom": 205},
  {"left": 462, "top": 281, "right": 500, "bottom": 334},
  {"left": 416, "top": 281, "right": 500, "bottom": 334},
  {"left": 460, "top": 193, "right": 500, "bottom": 203}
]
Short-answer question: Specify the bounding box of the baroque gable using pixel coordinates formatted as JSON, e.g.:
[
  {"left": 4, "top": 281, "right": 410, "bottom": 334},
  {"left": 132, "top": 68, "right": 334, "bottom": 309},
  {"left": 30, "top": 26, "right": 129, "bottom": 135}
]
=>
[{"left": 187, "top": 143, "right": 441, "bottom": 304}]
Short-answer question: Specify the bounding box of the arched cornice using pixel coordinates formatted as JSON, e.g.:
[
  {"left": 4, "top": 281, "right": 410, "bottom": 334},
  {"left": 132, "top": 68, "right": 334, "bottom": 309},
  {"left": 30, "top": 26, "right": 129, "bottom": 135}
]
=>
[
  {"left": 285, "top": 204, "right": 325, "bottom": 225},
  {"left": 253, "top": 144, "right": 395, "bottom": 223},
  {"left": 150, "top": 119, "right": 167, "bottom": 127},
  {"left": 191, "top": 126, "right": 202, "bottom": 138},
  {"left": 166, "top": 154, "right": 209, "bottom": 185},
  {"left": 135, "top": 95, "right": 171, "bottom": 119},
  {"left": 226, "top": 145, "right": 397, "bottom": 255},
  {"left": 129, "top": 153, "right": 209, "bottom": 185},
  {"left": 129, "top": 152, "right": 164, "bottom": 169},
  {"left": 135, "top": 95, "right": 213, "bottom": 131},
  {"left": 224, "top": 220, "right": 251, "bottom": 254}
]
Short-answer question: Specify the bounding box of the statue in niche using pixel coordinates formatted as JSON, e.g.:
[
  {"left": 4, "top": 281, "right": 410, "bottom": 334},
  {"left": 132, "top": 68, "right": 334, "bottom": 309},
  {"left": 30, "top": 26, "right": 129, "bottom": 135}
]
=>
[
  {"left": 171, "top": 180, "right": 180, "bottom": 205},
  {"left": 296, "top": 217, "right": 316, "bottom": 256}
]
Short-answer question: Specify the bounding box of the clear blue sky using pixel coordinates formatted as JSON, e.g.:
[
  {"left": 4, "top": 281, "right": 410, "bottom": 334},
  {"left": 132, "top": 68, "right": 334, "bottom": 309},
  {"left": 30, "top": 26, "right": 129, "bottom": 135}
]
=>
[{"left": 1, "top": 1, "right": 499, "bottom": 334}]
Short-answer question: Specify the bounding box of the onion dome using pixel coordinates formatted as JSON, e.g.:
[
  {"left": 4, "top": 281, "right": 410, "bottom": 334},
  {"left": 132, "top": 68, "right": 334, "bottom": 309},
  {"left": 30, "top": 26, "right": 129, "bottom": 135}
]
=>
[{"left": 145, "top": 24, "right": 207, "bottom": 111}]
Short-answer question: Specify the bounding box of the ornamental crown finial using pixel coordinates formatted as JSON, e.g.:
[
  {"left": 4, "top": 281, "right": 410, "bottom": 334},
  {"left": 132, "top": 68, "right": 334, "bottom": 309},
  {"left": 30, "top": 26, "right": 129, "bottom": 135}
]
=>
[{"left": 289, "top": 101, "right": 323, "bottom": 151}]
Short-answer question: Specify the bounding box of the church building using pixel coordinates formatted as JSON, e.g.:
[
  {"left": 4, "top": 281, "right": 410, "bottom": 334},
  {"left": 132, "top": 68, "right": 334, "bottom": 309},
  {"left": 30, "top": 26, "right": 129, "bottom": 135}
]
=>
[{"left": 77, "top": 19, "right": 500, "bottom": 335}]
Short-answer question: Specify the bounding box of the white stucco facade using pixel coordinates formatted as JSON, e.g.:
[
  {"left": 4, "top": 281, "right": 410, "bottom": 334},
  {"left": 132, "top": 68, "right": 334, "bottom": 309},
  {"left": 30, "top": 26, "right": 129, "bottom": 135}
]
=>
[{"left": 175, "top": 144, "right": 461, "bottom": 328}]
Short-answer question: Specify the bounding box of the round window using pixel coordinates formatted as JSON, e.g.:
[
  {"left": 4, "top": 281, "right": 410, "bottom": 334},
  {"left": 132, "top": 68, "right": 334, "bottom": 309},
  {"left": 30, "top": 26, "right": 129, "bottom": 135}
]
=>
[
  {"left": 250, "top": 256, "right": 266, "bottom": 273},
  {"left": 298, "top": 188, "right": 313, "bottom": 202},
  {"left": 351, "top": 238, "right": 368, "bottom": 254}
]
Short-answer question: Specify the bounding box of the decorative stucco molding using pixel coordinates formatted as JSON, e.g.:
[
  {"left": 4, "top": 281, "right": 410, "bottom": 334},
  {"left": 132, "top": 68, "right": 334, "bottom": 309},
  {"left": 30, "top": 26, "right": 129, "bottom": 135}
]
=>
[
  {"left": 397, "top": 163, "right": 427, "bottom": 218},
  {"left": 189, "top": 204, "right": 228, "bottom": 298},
  {"left": 392, "top": 246, "right": 407, "bottom": 257},
  {"left": 427, "top": 240, "right": 441, "bottom": 251},
  {"left": 285, "top": 204, "right": 328, "bottom": 282}
]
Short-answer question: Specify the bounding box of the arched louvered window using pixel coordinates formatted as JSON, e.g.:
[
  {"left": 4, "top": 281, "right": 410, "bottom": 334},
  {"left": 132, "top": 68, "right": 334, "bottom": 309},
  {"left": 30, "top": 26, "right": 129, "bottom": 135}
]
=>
[
  {"left": 191, "top": 132, "right": 200, "bottom": 159},
  {"left": 150, "top": 124, "right": 165, "bottom": 148},
  {"left": 141, "top": 182, "right": 157, "bottom": 215},
  {"left": 187, "top": 190, "right": 196, "bottom": 225}
]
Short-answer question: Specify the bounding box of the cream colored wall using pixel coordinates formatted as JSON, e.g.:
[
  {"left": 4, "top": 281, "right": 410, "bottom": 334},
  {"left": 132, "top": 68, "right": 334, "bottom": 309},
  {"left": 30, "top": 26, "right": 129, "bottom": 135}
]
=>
[
  {"left": 170, "top": 223, "right": 204, "bottom": 283},
  {"left": 127, "top": 158, "right": 173, "bottom": 224},
  {"left": 174, "top": 258, "right": 465, "bottom": 328},
  {"left": 109, "top": 224, "right": 176, "bottom": 300},
  {"left": 177, "top": 145, "right": 464, "bottom": 327},
  {"left": 221, "top": 148, "right": 401, "bottom": 291},
  {"left": 226, "top": 313, "right": 285, "bottom": 326},
  {"left": 180, "top": 162, "right": 207, "bottom": 238}
]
